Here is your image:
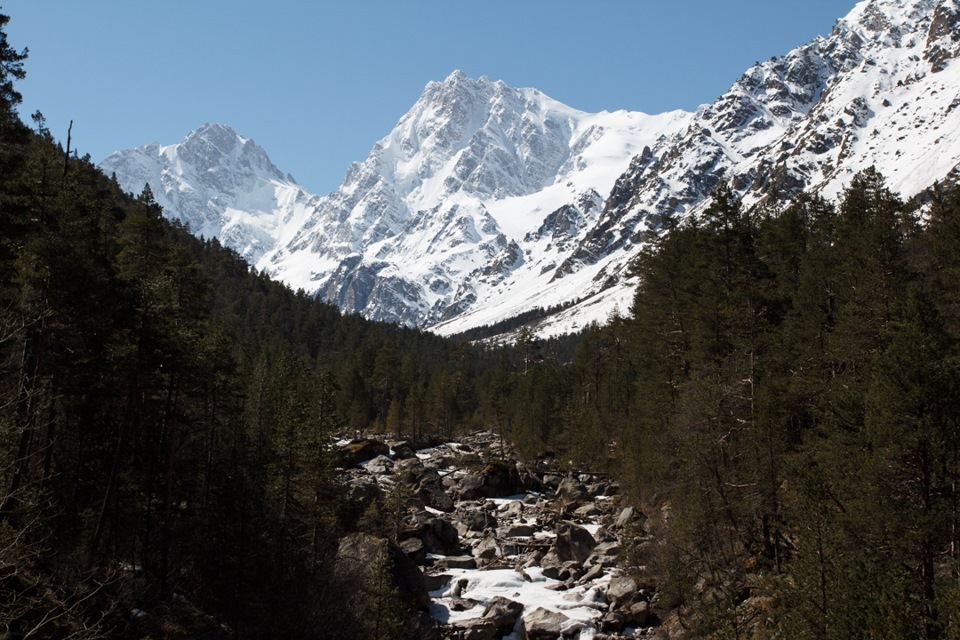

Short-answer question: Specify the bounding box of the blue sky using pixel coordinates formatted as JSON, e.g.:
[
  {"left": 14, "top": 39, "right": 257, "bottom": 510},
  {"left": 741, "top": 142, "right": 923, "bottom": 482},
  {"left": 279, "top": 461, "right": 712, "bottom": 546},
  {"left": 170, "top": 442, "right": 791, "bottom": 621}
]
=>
[{"left": 7, "top": 1, "right": 856, "bottom": 195}]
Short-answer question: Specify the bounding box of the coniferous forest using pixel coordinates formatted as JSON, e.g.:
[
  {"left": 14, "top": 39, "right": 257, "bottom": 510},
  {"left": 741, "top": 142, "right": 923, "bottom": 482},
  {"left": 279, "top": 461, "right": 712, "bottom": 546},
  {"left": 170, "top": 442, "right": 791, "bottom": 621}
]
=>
[{"left": 4, "top": 12, "right": 960, "bottom": 639}]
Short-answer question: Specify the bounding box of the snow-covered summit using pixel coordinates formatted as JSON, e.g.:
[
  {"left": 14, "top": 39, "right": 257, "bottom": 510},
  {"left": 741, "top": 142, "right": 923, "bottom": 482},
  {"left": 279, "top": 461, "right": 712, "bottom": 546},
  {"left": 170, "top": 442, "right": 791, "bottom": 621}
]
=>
[
  {"left": 101, "top": 123, "right": 318, "bottom": 263},
  {"left": 260, "top": 71, "right": 692, "bottom": 327}
]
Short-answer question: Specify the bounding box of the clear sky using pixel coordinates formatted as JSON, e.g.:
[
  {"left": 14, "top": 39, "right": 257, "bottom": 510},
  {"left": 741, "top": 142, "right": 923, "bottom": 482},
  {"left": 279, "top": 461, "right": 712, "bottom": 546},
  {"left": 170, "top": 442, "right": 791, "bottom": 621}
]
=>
[{"left": 6, "top": 1, "right": 857, "bottom": 195}]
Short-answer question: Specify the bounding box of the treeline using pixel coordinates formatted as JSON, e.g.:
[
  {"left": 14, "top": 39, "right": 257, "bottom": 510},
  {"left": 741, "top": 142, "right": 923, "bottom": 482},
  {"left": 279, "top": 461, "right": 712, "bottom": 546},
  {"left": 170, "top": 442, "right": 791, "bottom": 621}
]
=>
[
  {"left": 448, "top": 298, "right": 581, "bottom": 343},
  {"left": 541, "top": 174, "right": 960, "bottom": 637}
]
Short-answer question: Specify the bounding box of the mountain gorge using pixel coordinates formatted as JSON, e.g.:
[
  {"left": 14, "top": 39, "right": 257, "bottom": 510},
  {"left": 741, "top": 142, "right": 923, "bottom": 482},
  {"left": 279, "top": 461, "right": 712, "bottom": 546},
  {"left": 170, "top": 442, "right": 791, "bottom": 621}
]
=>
[{"left": 101, "top": 0, "right": 960, "bottom": 339}]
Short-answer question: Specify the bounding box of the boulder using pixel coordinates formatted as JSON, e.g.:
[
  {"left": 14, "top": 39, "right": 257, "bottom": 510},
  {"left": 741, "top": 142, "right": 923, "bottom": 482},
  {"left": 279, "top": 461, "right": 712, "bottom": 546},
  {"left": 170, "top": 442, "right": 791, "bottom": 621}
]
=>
[
  {"left": 449, "top": 619, "right": 497, "bottom": 640},
  {"left": 483, "top": 460, "right": 522, "bottom": 498},
  {"left": 516, "top": 461, "right": 546, "bottom": 493},
  {"left": 456, "top": 506, "right": 497, "bottom": 532},
  {"left": 540, "top": 549, "right": 562, "bottom": 570},
  {"left": 391, "top": 441, "right": 417, "bottom": 460},
  {"left": 578, "top": 563, "right": 605, "bottom": 585},
  {"left": 394, "top": 456, "right": 425, "bottom": 476},
  {"left": 542, "top": 473, "right": 563, "bottom": 490},
  {"left": 339, "top": 439, "right": 390, "bottom": 467},
  {"left": 554, "top": 521, "right": 596, "bottom": 564},
  {"left": 627, "top": 601, "right": 650, "bottom": 627},
  {"left": 556, "top": 476, "right": 590, "bottom": 502},
  {"left": 523, "top": 607, "right": 572, "bottom": 640},
  {"left": 340, "top": 473, "right": 383, "bottom": 525},
  {"left": 482, "top": 596, "right": 524, "bottom": 635},
  {"left": 605, "top": 575, "right": 638, "bottom": 608},
  {"left": 615, "top": 506, "right": 635, "bottom": 529},
  {"left": 501, "top": 500, "right": 525, "bottom": 519},
  {"left": 600, "top": 610, "right": 628, "bottom": 633},
  {"left": 458, "top": 452, "right": 483, "bottom": 466},
  {"left": 415, "top": 469, "right": 455, "bottom": 512},
  {"left": 457, "top": 474, "right": 486, "bottom": 500},
  {"left": 335, "top": 533, "right": 429, "bottom": 610},
  {"left": 473, "top": 536, "right": 501, "bottom": 562},
  {"left": 449, "top": 598, "right": 479, "bottom": 612},
  {"left": 573, "top": 502, "right": 601, "bottom": 518},
  {"left": 400, "top": 537, "right": 426, "bottom": 564},
  {"left": 586, "top": 541, "right": 620, "bottom": 569},
  {"left": 501, "top": 523, "right": 536, "bottom": 538},
  {"left": 423, "top": 517, "right": 461, "bottom": 555},
  {"left": 437, "top": 556, "right": 477, "bottom": 570},
  {"left": 365, "top": 454, "right": 394, "bottom": 474},
  {"left": 423, "top": 573, "right": 452, "bottom": 592}
]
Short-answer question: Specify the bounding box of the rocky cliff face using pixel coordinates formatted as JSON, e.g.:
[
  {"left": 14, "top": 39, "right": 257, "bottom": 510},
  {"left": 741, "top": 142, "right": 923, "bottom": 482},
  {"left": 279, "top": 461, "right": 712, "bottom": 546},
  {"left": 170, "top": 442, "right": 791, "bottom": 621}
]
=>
[
  {"left": 101, "top": 0, "right": 960, "bottom": 340},
  {"left": 261, "top": 71, "right": 691, "bottom": 330},
  {"left": 589, "top": 0, "right": 960, "bottom": 265}
]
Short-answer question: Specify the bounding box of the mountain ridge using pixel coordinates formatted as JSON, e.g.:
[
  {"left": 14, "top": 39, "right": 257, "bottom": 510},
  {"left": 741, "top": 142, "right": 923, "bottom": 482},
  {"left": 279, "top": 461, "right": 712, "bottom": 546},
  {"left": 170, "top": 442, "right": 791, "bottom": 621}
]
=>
[{"left": 100, "top": 0, "right": 960, "bottom": 339}]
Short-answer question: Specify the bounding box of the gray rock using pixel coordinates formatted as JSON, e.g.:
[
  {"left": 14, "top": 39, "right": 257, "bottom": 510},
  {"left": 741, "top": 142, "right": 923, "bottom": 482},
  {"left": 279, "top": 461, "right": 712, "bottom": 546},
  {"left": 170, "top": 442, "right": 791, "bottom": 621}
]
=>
[
  {"left": 502, "top": 523, "right": 536, "bottom": 538},
  {"left": 578, "top": 563, "right": 605, "bottom": 585},
  {"left": 615, "top": 506, "right": 635, "bottom": 528},
  {"left": 390, "top": 441, "right": 417, "bottom": 460},
  {"left": 540, "top": 549, "right": 562, "bottom": 569},
  {"left": 554, "top": 521, "right": 596, "bottom": 564},
  {"left": 400, "top": 537, "right": 426, "bottom": 564},
  {"left": 365, "top": 454, "right": 394, "bottom": 474},
  {"left": 473, "top": 536, "right": 501, "bottom": 562},
  {"left": 628, "top": 600, "right": 650, "bottom": 627},
  {"left": 501, "top": 500, "right": 525, "bottom": 518},
  {"left": 449, "top": 598, "right": 479, "bottom": 612},
  {"left": 423, "top": 573, "right": 452, "bottom": 592},
  {"left": 339, "top": 439, "right": 390, "bottom": 467},
  {"left": 482, "top": 596, "right": 524, "bottom": 635},
  {"left": 605, "top": 575, "right": 638, "bottom": 608},
  {"left": 541, "top": 565, "right": 565, "bottom": 581},
  {"left": 423, "top": 517, "right": 460, "bottom": 555},
  {"left": 542, "top": 473, "right": 563, "bottom": 490},
  {"left": 335, "top": 533, "right": 429, "bottom": 610},
  {"left": 600, "top": 610, "right": 628, "bottom": 633},
  {"left": 456, "top": 507, "right": 497, "bottom": 532},
  {"left": 573, "top": 502, "right": 601, "bottom": 518},
  {"left": 556, "top": 476, "right": 589, "bottom": 502},
  {"left": 482, "top": 460, "right": 523, "bottom": 498},
  {"left": 523, "top": 606, "right": 572, "bottom": 639},
  {"left": 587, "top": 540, "right": 620, "bottom": 568},
  {"left": 438, "top": 555, "right": 477, "bottom": 570},
  {"left": 450, "top": 619, "right": 497, "bottom": 640},
  {"left": 458, "top": 474, "right": 486, "bottom": 500}
]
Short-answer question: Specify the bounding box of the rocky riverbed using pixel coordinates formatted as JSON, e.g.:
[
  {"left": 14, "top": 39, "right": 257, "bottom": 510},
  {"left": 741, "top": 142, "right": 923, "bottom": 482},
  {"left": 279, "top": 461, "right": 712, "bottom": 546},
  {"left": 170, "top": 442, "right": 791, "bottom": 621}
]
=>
[{"left": 334, "top": 431, "right": 663, "bottom": 640}]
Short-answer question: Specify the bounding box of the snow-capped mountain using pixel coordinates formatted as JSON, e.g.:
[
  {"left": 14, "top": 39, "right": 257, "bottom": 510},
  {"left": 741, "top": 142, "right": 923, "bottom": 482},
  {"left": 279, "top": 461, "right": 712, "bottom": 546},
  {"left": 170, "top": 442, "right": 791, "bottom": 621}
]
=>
[
  {"left": 264, "top": 72, "right": 691, "bottom": 328},
  {"left": 101, "top": 0, "right": 960, "bottom": 339},
  {"left": 581, "top": 0, "right": 960, "bottom": 281},
  {"left": 102, "top": 74, "right": 692, "bottom": 332},
  {"left": 101, "top": 123, "right": 319, "bottom": 264}
]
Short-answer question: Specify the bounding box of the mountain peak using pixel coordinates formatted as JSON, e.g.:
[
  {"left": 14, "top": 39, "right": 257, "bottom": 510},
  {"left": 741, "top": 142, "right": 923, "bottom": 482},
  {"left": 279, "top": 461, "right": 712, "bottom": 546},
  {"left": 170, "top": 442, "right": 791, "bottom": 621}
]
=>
[
  {"left": 443, "top": 69, "right": 471, "bottom": 84},
  {"left": 100, "top": 123, "right": 309, "bottom": 264},
  {"left": 188, "top": 122, "right": 240, "bottom": 139}
]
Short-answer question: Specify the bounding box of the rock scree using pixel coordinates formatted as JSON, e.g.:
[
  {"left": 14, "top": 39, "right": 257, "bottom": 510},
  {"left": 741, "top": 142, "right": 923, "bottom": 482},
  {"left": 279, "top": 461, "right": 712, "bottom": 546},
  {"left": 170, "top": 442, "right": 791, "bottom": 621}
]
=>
[{"left": 336, "top": 431, "right": 658, "bottom": 639}]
